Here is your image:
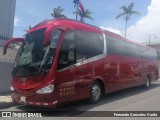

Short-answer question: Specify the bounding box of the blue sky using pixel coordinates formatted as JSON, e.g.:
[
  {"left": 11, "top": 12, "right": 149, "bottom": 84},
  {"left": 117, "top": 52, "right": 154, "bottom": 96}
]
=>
[{"left": 14, "top": 0, "right": 158, "bottom": 43}]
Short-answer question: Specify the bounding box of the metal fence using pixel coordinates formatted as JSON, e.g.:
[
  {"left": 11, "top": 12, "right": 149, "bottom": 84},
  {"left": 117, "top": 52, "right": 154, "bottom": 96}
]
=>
[{"left": 0, "top": 37, "right": 9, "bottom": 47}]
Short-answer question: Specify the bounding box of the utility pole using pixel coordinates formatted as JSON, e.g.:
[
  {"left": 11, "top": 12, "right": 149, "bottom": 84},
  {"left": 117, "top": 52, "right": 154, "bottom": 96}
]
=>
[{"left": 149, "top": 34, "right": 156, "bottom": 46}]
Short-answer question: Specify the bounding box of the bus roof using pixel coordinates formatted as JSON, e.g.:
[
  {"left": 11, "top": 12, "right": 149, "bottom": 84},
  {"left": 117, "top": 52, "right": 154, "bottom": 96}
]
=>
[{"left": 30, "top": 18, "right": 154, "bottom": 50}]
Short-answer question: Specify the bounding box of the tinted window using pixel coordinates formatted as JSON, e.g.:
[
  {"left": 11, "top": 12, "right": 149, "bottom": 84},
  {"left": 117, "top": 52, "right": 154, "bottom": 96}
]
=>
[
  {"left": 138, "top": 46, "right": 156, "bottom": 59},
  {"left": 76, "top": 31, "right": 104, "bottom": 60},
  {"left": 144, "top": 47, "right": 149, "bottom": 59},
  {"left": 106, "top": 35, "right": 157, "bottom": 59},
  {"left": 50, "top": 30, "right": 61, "bottom": 49},
  {"left": 57, "top": 31, "right": 76, "bottom": 70},
  {"left": 153, "top": 49, "right": 157, "bottom": 60},
  {"left": 149, "top": 49, "right": 157, "bottom": 60},
  {"left": 125, "top": 42, "right": 140, "bottom": 57},
  {"left": 106, "top": 36, "right": 126, "bottom": 55},
  {"left": 16, "top": 28, "right": 46, "bottom": 66}
]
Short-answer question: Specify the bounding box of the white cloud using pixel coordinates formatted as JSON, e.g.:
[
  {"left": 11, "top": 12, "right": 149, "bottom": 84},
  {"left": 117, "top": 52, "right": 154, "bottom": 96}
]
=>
[
  {"left": 100, "top": 26, "right": 122, "bottom": 35},
  {"left": 127, "top": 0, "right": 160, "bottom": 43},
  {"left": 14, "top": 17, "right": 21, "bottom": 27}
]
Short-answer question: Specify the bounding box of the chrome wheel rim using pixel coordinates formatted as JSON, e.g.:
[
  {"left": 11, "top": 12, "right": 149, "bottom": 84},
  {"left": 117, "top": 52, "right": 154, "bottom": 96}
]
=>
[
  {"left": 92, "top": 84, "right": 101, "bottom": 100},
  {"left": 146, "top": 78, "right": 149, "bottom": 87}
]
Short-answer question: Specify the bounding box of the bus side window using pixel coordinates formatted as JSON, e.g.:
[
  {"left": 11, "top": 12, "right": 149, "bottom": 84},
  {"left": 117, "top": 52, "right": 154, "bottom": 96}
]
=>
[
  {"left": 75, "top": 31, "right": 104, "bottom": 61},
  {"left": 106, "top": 37, "right": 126, "bottom": 56},
  {"left": 57, "top": 31, "right": 76, "bottom": 70}
]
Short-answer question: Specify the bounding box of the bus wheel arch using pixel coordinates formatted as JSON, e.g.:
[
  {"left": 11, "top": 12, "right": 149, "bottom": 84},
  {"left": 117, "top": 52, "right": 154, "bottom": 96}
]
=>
[{"left": 89, "top": 78, "right": 105, "bottom": 104}]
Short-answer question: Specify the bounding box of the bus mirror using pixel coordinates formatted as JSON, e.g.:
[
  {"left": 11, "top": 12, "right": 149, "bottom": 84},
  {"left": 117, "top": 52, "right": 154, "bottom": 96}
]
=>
[{"left": 3, "top": 38, "right": 24, "bottom": 55}]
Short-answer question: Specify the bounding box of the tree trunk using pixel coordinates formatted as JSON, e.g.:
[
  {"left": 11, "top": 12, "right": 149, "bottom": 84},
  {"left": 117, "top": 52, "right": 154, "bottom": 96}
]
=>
[
  {"left": 80, "top": 17, "right": 83, "bottom": 22},
  {"left": 125, "top": 18, "right": 128, "bottom": 38}
]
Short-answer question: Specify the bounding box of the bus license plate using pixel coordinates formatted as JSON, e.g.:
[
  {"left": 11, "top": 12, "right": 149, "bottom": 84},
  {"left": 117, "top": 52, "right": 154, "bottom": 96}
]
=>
[{"left": 21, "top": 96, "right": 26, "bottom": 102}]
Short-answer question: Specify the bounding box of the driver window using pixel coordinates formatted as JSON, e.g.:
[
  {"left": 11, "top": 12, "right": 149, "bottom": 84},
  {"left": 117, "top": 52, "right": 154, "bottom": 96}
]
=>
[
  {"left": 58, "top": 31, "right": 76, "bottom": 70},
  {"left": 50, "top": 30, "right": 61, "bottom": 49},
  {"left": 42, "top": 30, "right": 62, "bottom": 64}
]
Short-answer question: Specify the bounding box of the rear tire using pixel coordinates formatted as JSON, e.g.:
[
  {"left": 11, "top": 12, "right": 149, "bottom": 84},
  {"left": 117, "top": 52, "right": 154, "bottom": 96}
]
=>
[
  {"left": 144, "top": 76, "right": 150, "bottom": 88},
  {"left": 89, "top": 81, "right": 102, "bottom": 104}
]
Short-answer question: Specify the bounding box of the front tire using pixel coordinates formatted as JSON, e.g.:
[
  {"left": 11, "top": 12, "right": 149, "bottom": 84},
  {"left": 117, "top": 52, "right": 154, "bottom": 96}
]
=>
[{"left": 89, "top": 81, "right": 102, "bottom": 104}]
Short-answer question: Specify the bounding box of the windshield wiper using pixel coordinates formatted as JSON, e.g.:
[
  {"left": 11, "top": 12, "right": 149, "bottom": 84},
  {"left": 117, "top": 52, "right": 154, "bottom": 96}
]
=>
[
  {"left": 27, "top": 65, "right": 49, "bottom": 74},
  {"left": 12, "top": 65, "right": 49, "bottom": 76}
]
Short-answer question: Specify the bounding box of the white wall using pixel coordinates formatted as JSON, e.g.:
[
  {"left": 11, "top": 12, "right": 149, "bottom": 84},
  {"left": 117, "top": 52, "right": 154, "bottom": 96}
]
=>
[
  {"left": 0, "top": 62, "right": 13, "bottom": 95},
  {"left": 0, "top": 0, "right": 16, "bottom": 46}
]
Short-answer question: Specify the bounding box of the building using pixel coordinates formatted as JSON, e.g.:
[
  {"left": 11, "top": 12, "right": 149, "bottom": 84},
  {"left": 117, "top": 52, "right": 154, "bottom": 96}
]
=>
[
  {"left": 149, "top": 44, "right": 160, "bottom": 59},
  {"left": 0, "top": 0, "right": 16, "bottom": 47}
]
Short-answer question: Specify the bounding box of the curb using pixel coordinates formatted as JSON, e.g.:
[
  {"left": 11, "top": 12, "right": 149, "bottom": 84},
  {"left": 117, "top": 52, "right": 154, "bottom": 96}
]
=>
[{"left": 0, "top": 95, "right": 12, "bottom": 103}]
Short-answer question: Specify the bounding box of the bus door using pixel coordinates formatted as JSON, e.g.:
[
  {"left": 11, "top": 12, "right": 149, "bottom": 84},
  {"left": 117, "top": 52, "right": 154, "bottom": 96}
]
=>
[
  {"left": 55, "top": 30, "right": 79, "bottom": 102},
  {"left": 74, "top": 30, "right": 104, "bottom": 99}
]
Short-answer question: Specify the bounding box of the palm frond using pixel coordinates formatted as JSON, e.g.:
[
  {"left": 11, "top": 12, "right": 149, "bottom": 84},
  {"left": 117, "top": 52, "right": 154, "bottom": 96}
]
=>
[
  {"left": 24, "top": 25, "right": 32, "bottom": 32},
  {"left": 73, "top": 11, "right": 79, "bottom": 15},
  {"left": 29, "top": 25, "right": 32, "bottom": 29},
  {"left": 59, "top": 9, "right": 64, "bottom": 13},
  {"left": 116, "top": 12, "right": 126, "bottom": 19},
  {"left": 116, "top": 2, "right": 141, "bottom": 38},
  {"left": 51, "top": 6, "right": 66, "bottom": 18},
  {"left": 128, "top": 2, "right": 134, "bottom": 11},
  {"left": 83, "top": 10, "right": 93, "bottom": 20},
  {"left": 129, "top": 11, "right": 141, "bottom": 16},
  {"left": 85, "top": 15, "right": 94, "bottom": 20},
  {"left": 121, "top": 6, "right": 128, "bottom": 12},
  {"left": 73, "top": 9, "right": 94, "bottom": 22},
  {"left": 57, "top": 6, "right": 61, "bottom": 11}
]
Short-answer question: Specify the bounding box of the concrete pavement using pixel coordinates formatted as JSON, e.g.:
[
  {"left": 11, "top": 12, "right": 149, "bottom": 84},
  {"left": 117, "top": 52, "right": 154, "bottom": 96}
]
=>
[
  {"left": 0, "top": 61, "right": 13, "bottom": 95},
  {"left": 0, "top": 80, "right": 160, "bottom": 120}
]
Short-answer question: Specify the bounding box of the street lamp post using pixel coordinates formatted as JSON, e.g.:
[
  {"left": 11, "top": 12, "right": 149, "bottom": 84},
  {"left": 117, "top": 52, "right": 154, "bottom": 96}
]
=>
[{"left": 149, "top": 34, "right": 157, "bottom": 46}]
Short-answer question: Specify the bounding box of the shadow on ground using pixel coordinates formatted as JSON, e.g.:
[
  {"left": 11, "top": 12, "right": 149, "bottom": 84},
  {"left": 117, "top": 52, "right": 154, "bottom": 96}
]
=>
[
  {"left": 13, "top": 83, "right": 160, "bottom": 117},
  {"left": 0, "top": 102, "right": 19, "bottom": 110}
]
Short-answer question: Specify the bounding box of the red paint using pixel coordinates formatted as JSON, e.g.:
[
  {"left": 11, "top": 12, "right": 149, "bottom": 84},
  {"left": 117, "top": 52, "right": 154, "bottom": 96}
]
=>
[{"left": 4, "top": 19, "right": 159, "bottom": 107}]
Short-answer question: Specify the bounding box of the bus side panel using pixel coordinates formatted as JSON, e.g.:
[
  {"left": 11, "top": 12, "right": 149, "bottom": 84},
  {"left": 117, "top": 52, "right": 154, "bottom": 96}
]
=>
[{"left": 103, "top": 54, "right": 138, "bottom": 93}]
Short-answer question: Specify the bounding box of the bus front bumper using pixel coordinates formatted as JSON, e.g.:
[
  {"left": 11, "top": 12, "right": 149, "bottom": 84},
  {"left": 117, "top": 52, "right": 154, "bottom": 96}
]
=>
[{"left": 11, "top": 92, "right": 58, "bottom": 107}]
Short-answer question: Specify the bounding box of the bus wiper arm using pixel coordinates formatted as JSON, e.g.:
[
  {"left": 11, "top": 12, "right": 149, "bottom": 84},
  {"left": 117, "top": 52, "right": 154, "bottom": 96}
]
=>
[{"left": 28, "top": 65, "right": 48, "bottom": 74}]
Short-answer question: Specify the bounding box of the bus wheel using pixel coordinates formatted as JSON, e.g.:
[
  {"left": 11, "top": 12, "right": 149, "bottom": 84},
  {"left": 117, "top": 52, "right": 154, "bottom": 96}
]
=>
[
  {"left": 144, "top": 76, "right": 150, "bottom": 88},
  {"left": 89, "top": 81, "right": 102, "bottom": 104}
]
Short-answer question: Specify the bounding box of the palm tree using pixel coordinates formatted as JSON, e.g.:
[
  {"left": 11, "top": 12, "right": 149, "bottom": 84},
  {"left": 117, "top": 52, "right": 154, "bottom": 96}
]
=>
[
  {"left": 51, "top": 6, "right": 67, "bottom": 18},
  {"left": 73, "top": 9, "right": 93, "bottom": 22},
  {"left": 24, "top": 25, "right": 32, "bottom": 32},
  {"left": 116, "top": 2, "right": 141, "bottom": 38}
]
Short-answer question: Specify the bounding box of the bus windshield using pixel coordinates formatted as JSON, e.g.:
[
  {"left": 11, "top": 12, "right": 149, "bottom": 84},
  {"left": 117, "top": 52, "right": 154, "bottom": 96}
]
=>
[{"left": 13, "top": 28, "right": 61, "bottom": 76}]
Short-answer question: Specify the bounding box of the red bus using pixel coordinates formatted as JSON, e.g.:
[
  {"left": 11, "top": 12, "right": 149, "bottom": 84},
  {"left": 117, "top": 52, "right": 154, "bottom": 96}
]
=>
[{"left": 3, "top": 19, "right": 159, "bottom": 107}]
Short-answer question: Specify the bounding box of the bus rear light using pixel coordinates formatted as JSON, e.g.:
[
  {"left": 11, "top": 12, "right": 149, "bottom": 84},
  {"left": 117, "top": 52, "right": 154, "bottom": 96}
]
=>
[{"left": 36, "top": 84, "right": 54, "bottom": 94}]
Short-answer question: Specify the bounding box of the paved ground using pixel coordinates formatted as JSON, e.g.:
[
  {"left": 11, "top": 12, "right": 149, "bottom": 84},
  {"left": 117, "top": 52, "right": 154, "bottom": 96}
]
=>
[
  {"left": 0, "top": 80, "right": 160, "bottom": 120},
  {"left": 0, "top": 95, "right": 12, "bottom": 103},
  {"left": 0, "top": 47, "right": 17, "bottom": 63}
]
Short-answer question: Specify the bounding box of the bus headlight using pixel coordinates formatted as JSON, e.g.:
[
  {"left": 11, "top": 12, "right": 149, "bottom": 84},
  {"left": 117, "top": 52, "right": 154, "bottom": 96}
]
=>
[
  {"left": 36, "top": 84, "right": 54, "bottom": 94},
  {"left": 10, "top": 86, "right": 15, "bottom": 91}
]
